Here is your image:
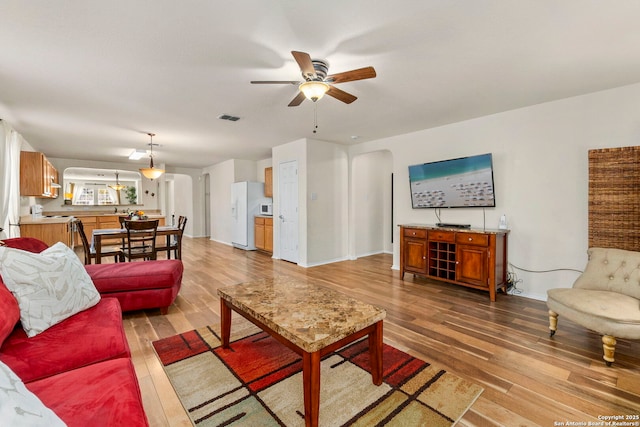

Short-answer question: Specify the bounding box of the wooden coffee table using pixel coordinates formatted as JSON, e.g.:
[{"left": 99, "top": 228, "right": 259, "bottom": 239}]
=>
[{"left": 217, "top": 276, "right": 386, "bottom": 427}]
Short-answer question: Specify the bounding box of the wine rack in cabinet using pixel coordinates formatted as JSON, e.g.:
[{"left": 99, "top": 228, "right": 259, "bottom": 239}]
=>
[{"left": 399, "top": 224, "right": 509, "bottom": 302}]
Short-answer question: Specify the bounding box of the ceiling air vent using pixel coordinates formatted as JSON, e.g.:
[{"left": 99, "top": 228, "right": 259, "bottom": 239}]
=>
[{"left": 218, "top": 114, "right": 240, "bottom": 121}]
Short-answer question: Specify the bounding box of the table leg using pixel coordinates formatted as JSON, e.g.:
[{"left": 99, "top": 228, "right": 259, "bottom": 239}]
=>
[
  {"left": 220, "top": 299, "right": 231, "bottom": 349},
  {"left": 176, "top": 232, "right": 182, "bottom": 259},
  {"left": 368, "top": 320, "right": 383, "bottom": 385},
  {"left": 95, "top": 235, "right": 102, "bottom": 264},
  {"left": 302, "top": 350, "right": 321, "bottom": 427}
]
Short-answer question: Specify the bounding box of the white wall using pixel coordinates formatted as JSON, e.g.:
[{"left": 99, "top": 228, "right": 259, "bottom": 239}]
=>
[
  {"left": 234, "top": 159, "right": 257, "bottom": 182},
  {"left": 306, "top": 141, "right": 349, "bottom": 266},
  {"left": 351, "top": 150, "right": 393, "bottom": 258},
  {"left": 171, "top": 174, "right": 193, "bottom": 236},
  {"left": 256, "top": 158, "right": 272, "bottom": 186},
  {"left": 205, "top": 159, "right": 235, "bottom": 245},
  {"left": 349, "top": 82, "right": 640, "bottom": 300}
]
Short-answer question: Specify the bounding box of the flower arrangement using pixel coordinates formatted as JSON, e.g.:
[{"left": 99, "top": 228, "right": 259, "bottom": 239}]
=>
[{"left": 127, "top": 210, "right": 147, "bottom": 220}]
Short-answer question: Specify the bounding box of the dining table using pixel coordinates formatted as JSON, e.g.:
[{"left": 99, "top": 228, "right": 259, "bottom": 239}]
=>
[{"left": 91, "top": 225, "right": 182, "bottom": 264}]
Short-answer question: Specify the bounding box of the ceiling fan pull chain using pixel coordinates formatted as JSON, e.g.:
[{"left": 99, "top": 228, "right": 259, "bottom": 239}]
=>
[{"left": 313, "top": 103, "right": 318, "bottom": 134}]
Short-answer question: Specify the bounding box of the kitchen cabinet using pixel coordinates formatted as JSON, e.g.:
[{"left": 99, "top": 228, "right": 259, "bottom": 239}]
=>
[
  {"left": 20, "top": 220, "right": 74, "bottom": 248},
  {"left": 254, "top": 216, "right": 273, "bottom": 253},
  {"left": 20, "top": 151, "right": 60, "bottom": 198},
  {"left": 399, "top": 225, "right": 509, "bottom": 302},
  {"left": 264, "top": 167, "right": 273, "bottom": 198}
]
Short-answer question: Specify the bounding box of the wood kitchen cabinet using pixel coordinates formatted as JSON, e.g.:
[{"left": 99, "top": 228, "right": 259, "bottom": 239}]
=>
[
  {"left": 264, "top": 167, "right": 273, "bottom": 198},
  {"left": 254, "top": 216, "right": 273, "bottom": 253},
  {"left": 20, "top": 151, "right": 59, "bottom": 198},
  {"left": 20, "top": 221, "right": 74, "bottom": 247},
  {"left": 399, "top": 225, "right": 509, "bottom": 301}
]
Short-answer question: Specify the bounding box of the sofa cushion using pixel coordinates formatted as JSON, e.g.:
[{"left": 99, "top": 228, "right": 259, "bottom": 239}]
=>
[
  {"left": 26, "top": 357, "right": 149, "bottom": 427},
  {"left": 0, "top": 297, "right": 130, "bottom": 383},
  {"left": 0, "top": 282, "right": 20, "bottom": 347},
  {"left": 86, "top": 259, "right": 184, "bottom": 292},
  {"left": 0, "top": 360, "right": 66, "bottom": 426},
  {"left": 547, "top": 288, "right": 640, "bottom": 339},
  {"left": 0, "top": 237, "right": 49, "bottom": 253},
  {"left": 0, "top": 242, "right": 101, "bottom": 337}
]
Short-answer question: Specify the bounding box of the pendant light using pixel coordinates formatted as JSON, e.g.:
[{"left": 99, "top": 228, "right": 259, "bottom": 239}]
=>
[
  {"left": 139, "top": 133, "right": 165, "bottom": 180},
  {"left": 109, "top": 171, "right": 126, "bottom": 191}
]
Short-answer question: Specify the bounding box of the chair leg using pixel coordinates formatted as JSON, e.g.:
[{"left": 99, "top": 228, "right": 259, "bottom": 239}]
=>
[
  {"left": 602, "top": 335, "right": 616, "bottom": 366},
  {"left": 548, "top": 310, "right": 558, "bottom": 337}
]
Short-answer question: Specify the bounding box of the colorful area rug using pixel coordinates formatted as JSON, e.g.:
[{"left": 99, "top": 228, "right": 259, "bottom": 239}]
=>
[{"left": 152, "top": 321, "right": 483, "bottom": 426}]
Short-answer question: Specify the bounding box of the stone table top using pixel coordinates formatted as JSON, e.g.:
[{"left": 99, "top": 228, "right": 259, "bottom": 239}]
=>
[{"left": 217, "top": 276, "right": 386, "bottom": 353}]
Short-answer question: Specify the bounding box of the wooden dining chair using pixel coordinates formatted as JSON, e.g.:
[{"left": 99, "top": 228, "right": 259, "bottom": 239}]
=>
[
  {"left": 157, "top": 216, "right": 187, "bottom": 260},
  {"left": 123, "top": 219, "right": 159, "bottom": 262},
  {"left": 76, "top": 220, "right": 123, "bottom": 264}
]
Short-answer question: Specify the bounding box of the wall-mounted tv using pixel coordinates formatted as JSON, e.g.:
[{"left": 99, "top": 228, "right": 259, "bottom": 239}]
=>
[{"left": 409, "top": 153, "right": 496, "bottom": 208}]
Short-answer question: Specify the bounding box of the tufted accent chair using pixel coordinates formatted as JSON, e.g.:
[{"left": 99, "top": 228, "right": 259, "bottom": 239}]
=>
[{"left": 547, "top": 247, "right": 640, "bottom": 366}]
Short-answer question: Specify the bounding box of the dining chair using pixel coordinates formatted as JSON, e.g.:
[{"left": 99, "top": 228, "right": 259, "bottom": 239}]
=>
[
  {"left": 123, "top": 219, "right": 159, "bottom": 262},
  {"left": 157, "top": 216, "right": 187, "bottom": 260},
  {"left": 76, "top": 220, "right": 123, "bottom": 264}
]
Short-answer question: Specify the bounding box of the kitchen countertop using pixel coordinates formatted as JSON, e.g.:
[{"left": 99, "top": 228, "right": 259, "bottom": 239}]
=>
[{"left": 20, "top": 215, "right": 76, "bottom": 225}]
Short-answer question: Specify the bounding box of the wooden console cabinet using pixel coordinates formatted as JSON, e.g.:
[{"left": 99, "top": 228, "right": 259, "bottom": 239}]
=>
[{"left": 399, "top": 224, "right": 509, "bottom": 301}]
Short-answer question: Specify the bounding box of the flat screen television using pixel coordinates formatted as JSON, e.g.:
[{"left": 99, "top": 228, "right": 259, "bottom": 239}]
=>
[{"left": 408, "top": 153, "right": 496, "bottom": 208}]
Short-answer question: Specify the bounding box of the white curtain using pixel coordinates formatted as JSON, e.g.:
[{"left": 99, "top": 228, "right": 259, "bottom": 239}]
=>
[{"left": 0, "top": 120, "right": 22, "bottom": 238}]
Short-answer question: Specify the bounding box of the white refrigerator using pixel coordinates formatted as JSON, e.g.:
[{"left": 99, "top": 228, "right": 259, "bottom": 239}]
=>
[{"left": 231, "top": 181, "right": 265, "bottom": 250}]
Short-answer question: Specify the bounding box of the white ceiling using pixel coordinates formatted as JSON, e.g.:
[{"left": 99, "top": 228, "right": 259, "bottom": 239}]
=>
[{"left": 2, "top": 1, "right": 640, "bottom": 169}]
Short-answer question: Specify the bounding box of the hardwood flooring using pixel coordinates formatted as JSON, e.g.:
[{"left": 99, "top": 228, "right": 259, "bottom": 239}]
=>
[{"left": 122, "top": 237, "right": 640, "bottom": 426}]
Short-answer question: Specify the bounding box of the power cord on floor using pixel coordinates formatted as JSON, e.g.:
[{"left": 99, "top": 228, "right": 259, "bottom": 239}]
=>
[
  {"left": 506, "top": 263, "right": 583, "bottom": 295},
  {"left": 506, "top": 268, "right": 522, "bottom": 295}
]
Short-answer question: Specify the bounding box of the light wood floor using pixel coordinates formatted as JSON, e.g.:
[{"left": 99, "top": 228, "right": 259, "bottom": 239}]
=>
[{"left": 121, "top": 237, "right": 640, "bottom": 427}]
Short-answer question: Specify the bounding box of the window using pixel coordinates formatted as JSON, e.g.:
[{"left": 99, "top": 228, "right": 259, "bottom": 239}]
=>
[
  {"left": 73, "top": 186, "right": 117, "bottom": 205},
  {"left": 74, "top": 187, "right": 94, "bottom": 205},
  {"left": 98, "top": 188, "right": 117, "bottom": 205}
]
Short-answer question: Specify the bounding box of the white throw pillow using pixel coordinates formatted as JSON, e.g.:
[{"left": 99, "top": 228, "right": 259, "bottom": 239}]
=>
[
  {"left": 0, "top": 360, "right": 67, "bottom": 426},
  {"left": 0, "top": 242, "right": 100, "bottom": 337}
]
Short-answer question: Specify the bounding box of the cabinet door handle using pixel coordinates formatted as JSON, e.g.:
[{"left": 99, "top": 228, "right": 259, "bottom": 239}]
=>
[{"left": 468, "top": 237, "right": 473, "bottom": 241}]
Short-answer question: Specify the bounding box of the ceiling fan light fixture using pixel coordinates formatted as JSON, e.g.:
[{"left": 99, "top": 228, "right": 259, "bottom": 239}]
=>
[
  {"left": 139, "top": 133, "right": 165, "bottom": 180},
  {"left": 299, "top": 81, "right": 330, "bottom": 102}
]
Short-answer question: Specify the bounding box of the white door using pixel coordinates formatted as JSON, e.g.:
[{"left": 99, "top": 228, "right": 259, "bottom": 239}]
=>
[{"left": 279, "top": 161, "right": 298, "bottom": 263}]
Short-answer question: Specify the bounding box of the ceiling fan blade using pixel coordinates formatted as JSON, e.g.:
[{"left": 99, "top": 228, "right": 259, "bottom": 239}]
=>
[
  {"left": 326, "top": 66, "right": 377, "bottom": 84},
  {"left": 326, "top": 86, "right": 357, "bottom": 104},
  {"left": 251, "top": 80, "right": 299, "bottom": 85},
  {"left": 291, "top": 51, "right": 317, "bottom": 80},
  {"left": 288, "top": 91, "right": 306, "bottom": 107}
]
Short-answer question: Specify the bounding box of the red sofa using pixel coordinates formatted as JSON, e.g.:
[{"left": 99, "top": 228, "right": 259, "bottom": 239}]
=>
[
  {"left": 3, "top": 236, "right": 184, "bottom": 314},
  {"left": 0, "top": 237, "right": 184, "bottom": 426}
]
